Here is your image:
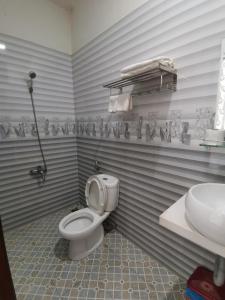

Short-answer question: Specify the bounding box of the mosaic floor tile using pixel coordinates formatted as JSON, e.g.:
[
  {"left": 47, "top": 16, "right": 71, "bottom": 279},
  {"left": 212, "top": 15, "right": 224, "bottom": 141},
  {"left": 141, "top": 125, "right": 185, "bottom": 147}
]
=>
[{"left": 4, "top": 207, "right": 186, "bottom": 299}]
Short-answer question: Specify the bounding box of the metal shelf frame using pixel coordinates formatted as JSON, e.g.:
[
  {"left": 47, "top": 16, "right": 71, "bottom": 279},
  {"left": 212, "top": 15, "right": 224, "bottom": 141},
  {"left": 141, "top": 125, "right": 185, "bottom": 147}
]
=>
[{"left": 103, "top": 63, "right": 177, "bottom": 95}]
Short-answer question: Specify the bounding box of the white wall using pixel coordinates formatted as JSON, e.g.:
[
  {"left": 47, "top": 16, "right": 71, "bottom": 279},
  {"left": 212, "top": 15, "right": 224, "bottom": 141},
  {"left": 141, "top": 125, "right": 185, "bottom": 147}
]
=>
[
  {"left": 0, "top": 0, "right": 72, "bottom": 53},
  {"left": 0, "top": 0, "right": 149, "bottom": 54},
  {"left": 71, "top": 0, "right": 149, "bottom": 53}
]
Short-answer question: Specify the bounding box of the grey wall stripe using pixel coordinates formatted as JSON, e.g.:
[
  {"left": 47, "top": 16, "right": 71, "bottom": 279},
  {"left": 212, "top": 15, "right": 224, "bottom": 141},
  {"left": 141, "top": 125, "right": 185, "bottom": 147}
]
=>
[
  {"left": 0, "top": 34, "right": 78, "bottom": 230},
  {"left": 72, "top": 0, "right": 225, "bottom": 117},
  {"left": 72, "top": 0, "right": 225, "bottom": 279},
  {"left": 76, "top": 137, "right": 224, "bottom": 278},
  {"left": 0, "top": 137, "right": 78, "bottom": 230}
]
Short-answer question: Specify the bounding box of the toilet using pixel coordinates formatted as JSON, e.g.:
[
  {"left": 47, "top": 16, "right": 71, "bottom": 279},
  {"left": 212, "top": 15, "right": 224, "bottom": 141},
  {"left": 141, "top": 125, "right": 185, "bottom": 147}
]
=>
[{"left": 59, "top": 174, "right": 119, "bottom": 260}]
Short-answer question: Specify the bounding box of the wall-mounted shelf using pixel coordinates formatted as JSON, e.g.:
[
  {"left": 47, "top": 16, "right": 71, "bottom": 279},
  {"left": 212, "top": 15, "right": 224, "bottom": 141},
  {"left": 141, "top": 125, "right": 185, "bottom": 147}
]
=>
[
  {"left": 103, "top": 63, "right": 177, "bottom": 95},
  {"left": 200, "top": 141, "right": 225, "bottom": 148}
]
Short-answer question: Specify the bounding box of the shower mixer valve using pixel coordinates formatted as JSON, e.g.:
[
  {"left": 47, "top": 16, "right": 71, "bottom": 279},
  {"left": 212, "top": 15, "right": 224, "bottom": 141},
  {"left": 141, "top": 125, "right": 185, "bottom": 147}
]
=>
[{"left": 30, "top": 166, "right": 47, "bottom": 182}]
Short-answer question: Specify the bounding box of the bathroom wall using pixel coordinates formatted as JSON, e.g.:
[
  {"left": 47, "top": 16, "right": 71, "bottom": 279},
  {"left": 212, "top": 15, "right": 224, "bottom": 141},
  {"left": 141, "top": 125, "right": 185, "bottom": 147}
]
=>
[
  {"left": 71, "top": 0, "right": 148, "bottom": 53},
  {"left": 0, "top": 34, "right": 78, "bottom": 230},
  {"left": 72, "top": 0, "right": 225, "bottom": 278},
  {"left": 0, "top": 0, "right": 72, "bottom": 53}
]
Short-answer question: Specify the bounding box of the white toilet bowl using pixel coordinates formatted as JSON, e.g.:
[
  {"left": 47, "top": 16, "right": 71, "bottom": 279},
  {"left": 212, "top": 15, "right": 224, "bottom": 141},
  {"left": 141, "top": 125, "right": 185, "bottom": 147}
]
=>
[
  {"left": 59, "top": 174, "right": 119, "bottom": 260},
  {"left": 59, "top": 208, "right": 110, "bottom": 259}
]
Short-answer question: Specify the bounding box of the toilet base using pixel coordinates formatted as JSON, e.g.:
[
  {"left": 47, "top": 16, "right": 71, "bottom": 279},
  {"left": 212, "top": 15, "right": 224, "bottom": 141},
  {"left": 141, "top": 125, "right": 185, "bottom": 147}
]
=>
[{"left": 68, "top": 224, "right": 104, "bottom": 260}]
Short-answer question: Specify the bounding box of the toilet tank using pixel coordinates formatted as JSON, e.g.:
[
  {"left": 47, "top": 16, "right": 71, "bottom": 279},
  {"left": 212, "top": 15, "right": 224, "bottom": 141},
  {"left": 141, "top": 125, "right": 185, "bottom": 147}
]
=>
[{"left": 97, "top": 174, "right": 119, "bottom": 212}]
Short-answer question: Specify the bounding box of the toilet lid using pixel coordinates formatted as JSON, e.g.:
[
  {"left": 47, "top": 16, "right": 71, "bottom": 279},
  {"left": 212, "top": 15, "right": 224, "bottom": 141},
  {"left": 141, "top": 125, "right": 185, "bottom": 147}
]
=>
[{"left": 85, "top": 175, "right": 107, "bottom": 215}]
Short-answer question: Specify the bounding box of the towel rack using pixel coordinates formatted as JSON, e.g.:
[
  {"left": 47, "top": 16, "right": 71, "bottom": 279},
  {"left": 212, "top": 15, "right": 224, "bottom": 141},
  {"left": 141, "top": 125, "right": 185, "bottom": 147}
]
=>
[{"left": 103, "top": 63, "right": 177, "bottom": 95}]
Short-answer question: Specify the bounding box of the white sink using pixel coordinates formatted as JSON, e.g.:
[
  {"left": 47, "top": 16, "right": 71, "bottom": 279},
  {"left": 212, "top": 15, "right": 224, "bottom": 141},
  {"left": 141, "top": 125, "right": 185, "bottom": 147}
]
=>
[{"left": 185, "top": 183, "right": 225, "bottom": 246}]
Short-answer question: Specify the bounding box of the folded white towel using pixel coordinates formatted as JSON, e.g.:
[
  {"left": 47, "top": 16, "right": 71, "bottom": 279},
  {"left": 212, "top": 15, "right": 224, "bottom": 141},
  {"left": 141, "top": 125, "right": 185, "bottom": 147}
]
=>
[
  {"left": 108, "top": 96, "right": 118, "bottom": 112},
  {"left": 108, "top": 93, "right": 133, "bottom": 113},
  {"left": 120, "top": 56, "right": 174, "bottom": 78}
]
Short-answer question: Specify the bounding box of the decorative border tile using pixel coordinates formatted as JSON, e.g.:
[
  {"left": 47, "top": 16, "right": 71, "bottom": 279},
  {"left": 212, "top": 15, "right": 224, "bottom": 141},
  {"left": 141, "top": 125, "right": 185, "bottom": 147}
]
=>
[
  {"left": 0, "top": 116, "right": 76, "bottom": 140},
  {"left": 75, "top": 107, "right": 215, "bottom": 146}
]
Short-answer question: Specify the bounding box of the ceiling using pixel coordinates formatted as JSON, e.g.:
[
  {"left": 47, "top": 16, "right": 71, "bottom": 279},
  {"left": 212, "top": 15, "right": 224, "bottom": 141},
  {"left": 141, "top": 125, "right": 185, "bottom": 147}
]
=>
[{"left": 50, "top": 0, "right": 74, "bottom": 11}]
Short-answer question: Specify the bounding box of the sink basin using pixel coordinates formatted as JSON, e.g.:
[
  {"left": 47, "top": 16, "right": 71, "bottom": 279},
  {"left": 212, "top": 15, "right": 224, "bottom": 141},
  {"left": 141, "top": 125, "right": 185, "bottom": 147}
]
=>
[{"left": 185, "top": 183, "right": 225, "bottom": 246}]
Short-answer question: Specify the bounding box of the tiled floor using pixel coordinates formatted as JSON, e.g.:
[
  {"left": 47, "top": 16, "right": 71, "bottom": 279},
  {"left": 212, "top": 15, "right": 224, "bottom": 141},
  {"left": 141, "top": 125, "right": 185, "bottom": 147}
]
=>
[{"left": 5, "top": 207, "right": 186, "bottom": 300}]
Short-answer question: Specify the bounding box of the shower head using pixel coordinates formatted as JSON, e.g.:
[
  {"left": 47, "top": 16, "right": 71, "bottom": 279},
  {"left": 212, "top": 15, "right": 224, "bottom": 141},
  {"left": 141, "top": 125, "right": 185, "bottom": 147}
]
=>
[
  {"left": 27, "top": 71, "right": 36, "bottom": 94},
  {"left": 29, "top": 71, "right": 36, "bottom": 79}
]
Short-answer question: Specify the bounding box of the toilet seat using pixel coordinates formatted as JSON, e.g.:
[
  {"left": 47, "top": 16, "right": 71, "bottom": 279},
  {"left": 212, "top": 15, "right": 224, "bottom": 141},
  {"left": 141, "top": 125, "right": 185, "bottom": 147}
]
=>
[
  {"left": 61, "top": 211, "right": 93, "bottom": 235},
  {"left": 58, "top": 174, "right": 119, "bottom": 260},
  {"left": 85, "top": 175, "right": 107, "bottom": 215},
  {"left": 59, "top": 207, "right": 110, "bottom": 240}
]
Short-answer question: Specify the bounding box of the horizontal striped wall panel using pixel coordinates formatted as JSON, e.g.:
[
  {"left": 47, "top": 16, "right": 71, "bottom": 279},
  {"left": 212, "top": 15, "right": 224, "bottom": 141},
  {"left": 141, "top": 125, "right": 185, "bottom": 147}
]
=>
[
  {"left": 72, "top": 0, "right": 225, "bottom": 279},
  {"left": 72, "top": 0, "right": 225, "bottom": 135},
  {"left": 77, "top": 136, "right": 225, "bottom": 278},
  {"left": 0, "top": 34, "right": 78, "bottom": 230},
  {"left": 0, "top": 33, "right": 75, "bottom": 141},
  {"left": 0, "top": 136, "right": 79, "bottom": 231}
]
